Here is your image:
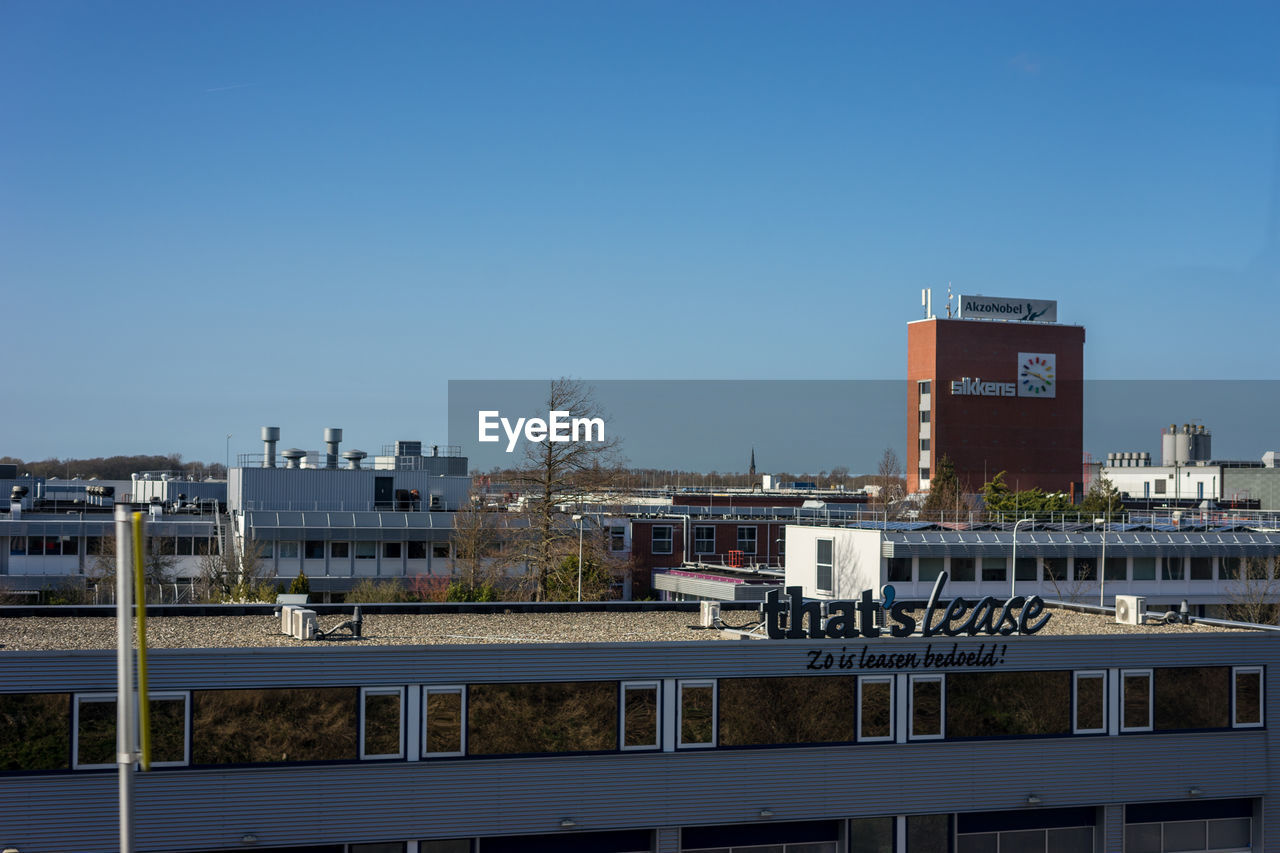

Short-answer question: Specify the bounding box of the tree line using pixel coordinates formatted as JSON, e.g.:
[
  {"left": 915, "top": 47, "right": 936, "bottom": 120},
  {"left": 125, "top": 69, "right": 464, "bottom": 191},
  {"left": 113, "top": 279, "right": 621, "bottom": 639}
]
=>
[{"left": 1, "top": 454, "right": 226, "bottom": 482}]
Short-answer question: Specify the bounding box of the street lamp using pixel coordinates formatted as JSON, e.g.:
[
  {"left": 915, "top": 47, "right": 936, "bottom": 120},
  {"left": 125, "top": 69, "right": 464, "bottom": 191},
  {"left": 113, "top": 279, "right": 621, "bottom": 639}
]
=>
[
  {"left": 572, "top": 513, "right": 586, "bottom": 603},
  {"left": 1099, "top": 493, "right": 1113, "bottom": 608},
  {"left": 225, "top": 433, "right": 232, "bottom": 476},
  {"left": 1011, "top": 517, "right": 1035, "bottom": 599}
]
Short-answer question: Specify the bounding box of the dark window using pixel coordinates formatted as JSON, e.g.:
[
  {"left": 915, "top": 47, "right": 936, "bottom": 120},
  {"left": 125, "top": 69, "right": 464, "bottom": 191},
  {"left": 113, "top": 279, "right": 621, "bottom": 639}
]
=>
[
  {"left": 736, "top": 526, "right": 757, "bottom": 555},
  {"left": 693, "top": 525, "right": 715, "bottom": 555},
  {"left": 1015, "top": 558, "right": 1038, "bottom": 581},
  {"left": 1220, "top": 556, "right": 1240, "bottom": 579},
  {"left": 355, "top": 542, "right": 376, "bottom": 559},
  {"left": 918, "top": 380, "right": 931, "bottom": 395},
  {"left": 1132, "top": 557, "right": 1156, "bottom": 581},
  {"left": 950, "top": 557, "right": 976, "bottom": 582},
  {"left": 0, "top": 693, "right": 70, "bottom": 771},
  {"left": 8, "top": 536, "right": 25, "bottom": 555},
  {"left": 1122, "top": 671, "right": 1152, "bottom": 731},
  {"left": 1104, "top": 557, "right": 1127, "bottom": 581},
  {"left": 1189, "top": 557, "right": 1212, "bottom": 580},
  {"left": 849, "top": 817, "right": 894, "bottom": 853},
  {"left": 1154, "top": 667, "right": 1230, "bottom": 731},
  {"left": 361, "top": 689, "right": 402, "bottom": 759},
  {"left": 608, "top": 526, "right": 625, "bottom": 552},
  {"left": 920, "top": 438, "right": 930, "bottom": 451},
  {"left": 621, "top": 682, "right": 659, "bottom": 750},
  {"left": 278, "top": 541, "right": 299, "bottom": 559},
  {"left": 76, "top": 694, "right": 186, "bottom": 768},
  {"left": 859, "top": 677, "right": 893, "bottom": 741},
  {"left": 156, "top": 537, "right": 176, "bottom": 556},
  {"left": 920, "top": 410, "right": 930, "bottom": 423},
  {"left": 1235, "top": 668, "right": 1263, "bottom": 727},
  {"left": 887, "top": 557, "right": 912, "bottom": 582},
  {"left": 1073, "top": 558, "right": 1095, "bottom": 582},
  {"left": 59, "top": 536, "right": 78, "bottom": 556},
  {"left": 1074, "top": 672, "right": 1106, "bottom": 733},
  {"left": 431, "top": 542, "right": 449, "bottom": 559},
  {"left": 1043, "top": 558, "right": 1066, "bottom": 583},
  {"left": 192, "top": 688, "right": 358, "bottom": 764},
  {"left": 383, "top": 542, "right": 401, "bottom": 559},
  {"left": 424, "top": 687, "right": 464, "bottom": 756},
  {"left": 816, "top": 539, "right": 834, "bottom": 592},
  {"left": 652, "top": 526, "right": 673, "bottom": 555},
  {"left": 946, "top": 671, "right": 1071, "bottom": 738},
  {"left": 980, "top": 557, "right": 1006, "bottom": 582},
  {"left": 195, "top": 538, "right": 212, "bottom": 556},
  {"left": 918, "top": 557, "right": 944, "bottom": 582},
  {"left": 330, "top": 542, "right": 349, "bottom": 559},
  {"left": 907, "top": 815, "right": 950, "bottom": 852},
  {"left": 919, "top": 468, "right": 930, "bottom": 481},
  {"left": 679, "top": 681, "right": 715, "bottom": 747},
  {"left": 911, "top": 676, "right": 943, "bottom": 739},
  {"left": 718, "top": 677, "right": 856, "bottom": 747},
  {"left": 176, "top": 537, "right": 194, "bottom": 556},
  {"left": 467, "top": 682, "right": 617, "bottom": 755},
  {"left": 304, "top": 540, "right": 325, "bottom": 560},
  {"left": 1161, "top": 557, "right": 1184, "bottom": 580},
  {"left": 407, "top": 541, "right": 427, "bottom": 559}
]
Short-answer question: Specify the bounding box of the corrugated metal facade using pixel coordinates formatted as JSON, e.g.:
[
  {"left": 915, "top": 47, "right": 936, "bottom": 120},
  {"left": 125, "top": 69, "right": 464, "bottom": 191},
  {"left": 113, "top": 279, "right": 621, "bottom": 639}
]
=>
[{"left": 0, "top": 632, "right": 1274, "bottom": 852}]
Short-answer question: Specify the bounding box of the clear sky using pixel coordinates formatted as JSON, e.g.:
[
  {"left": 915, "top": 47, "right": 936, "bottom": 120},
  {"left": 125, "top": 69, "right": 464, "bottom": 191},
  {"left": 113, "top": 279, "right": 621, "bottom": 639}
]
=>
[{"left": 3, "top": 1, "right": 1278, "bottom": 470}]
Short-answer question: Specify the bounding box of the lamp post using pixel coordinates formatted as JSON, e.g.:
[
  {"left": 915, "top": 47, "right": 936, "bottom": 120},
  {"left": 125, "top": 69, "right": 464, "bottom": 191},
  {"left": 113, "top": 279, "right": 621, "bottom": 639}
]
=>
[
  {"left": 572, "top": 513, "right": 585, "bottom": 603},
  {"left": 1011, "top": 517, "right": 1034, "bottom": 599},
  {"left": 225, "top": 433, "right": 232, "bottom": 476},
  {"left": 1099, "top": 493, "right": 1113, "bottom": 608}
]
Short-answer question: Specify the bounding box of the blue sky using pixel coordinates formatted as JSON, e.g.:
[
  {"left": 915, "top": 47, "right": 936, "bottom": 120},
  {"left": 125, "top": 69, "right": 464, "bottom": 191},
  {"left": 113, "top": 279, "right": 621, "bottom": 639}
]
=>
[{"left": 3, "top": 1, "right": 1278, "bottom": 470}]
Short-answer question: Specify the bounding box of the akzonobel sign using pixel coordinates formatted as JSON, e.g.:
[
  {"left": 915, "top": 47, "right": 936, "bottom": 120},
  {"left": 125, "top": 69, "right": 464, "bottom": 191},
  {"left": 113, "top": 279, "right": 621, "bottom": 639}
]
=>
[{"left": 960, "top": 294, "right": 1057, "bottom": 323}]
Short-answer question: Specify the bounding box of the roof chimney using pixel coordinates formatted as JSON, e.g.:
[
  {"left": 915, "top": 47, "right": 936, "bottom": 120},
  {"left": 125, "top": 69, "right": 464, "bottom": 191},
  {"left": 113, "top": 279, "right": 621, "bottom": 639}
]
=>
[
  {"left": 282, "top": 448, "right": 306, "bottom": 469},
  {"left": 343, "top": 449, "right": 367, "bottom": 470},
  {"left": 262, "top": 427, "right": 281, "bottom": 468},
  {"left": 324, "top": 428, "right": 343, "bottom": 469}
]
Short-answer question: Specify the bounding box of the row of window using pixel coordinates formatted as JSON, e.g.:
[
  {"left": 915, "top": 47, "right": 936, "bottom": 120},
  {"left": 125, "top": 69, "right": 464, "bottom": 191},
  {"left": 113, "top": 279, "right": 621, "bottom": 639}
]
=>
[
  {"left": 7, "top": 536, "right": 218, "bottom": 558},
  {"left": 881, "top": 554, "right": 1277, "bottom": 584},
  {"left": 0, "top": 667, "right": 1261, "bottom": 773},
  {"left": 652, "top": 526, "right": 773, "bottom": 557},
  {"left": 269, "top": 541, "right": 453, "bottom": 560}
]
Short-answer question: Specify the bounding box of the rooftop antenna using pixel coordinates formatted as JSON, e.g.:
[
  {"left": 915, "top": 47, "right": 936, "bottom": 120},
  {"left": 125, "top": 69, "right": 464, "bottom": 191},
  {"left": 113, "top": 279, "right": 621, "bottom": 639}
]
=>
[
  {"left": 921, "top": 288, "right": 933, "bottom": 319},
  {"left": 947, "top": 282, "right": 953, "bottom": 318}
]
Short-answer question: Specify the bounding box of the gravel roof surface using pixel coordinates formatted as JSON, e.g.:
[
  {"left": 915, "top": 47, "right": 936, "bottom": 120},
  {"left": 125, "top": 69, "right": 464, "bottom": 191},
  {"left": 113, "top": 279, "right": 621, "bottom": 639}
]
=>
[{"left": 0, "top": 607, "right": 1247, "bottom": 652}]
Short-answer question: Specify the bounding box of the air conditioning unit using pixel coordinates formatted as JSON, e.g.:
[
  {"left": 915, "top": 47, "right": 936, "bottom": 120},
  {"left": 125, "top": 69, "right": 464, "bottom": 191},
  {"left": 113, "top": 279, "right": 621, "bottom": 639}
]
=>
[
  {"left": 700, "top": 601, "right": 721, "bottom": 628},
  {"left": 291, "top": 608, "right": 318, "bottom": 640},
  {"left": 1115, "top": 595, "right": 1146, "bottom": 626},
  {"left": 280, "top": 604, "right": 299, "bottom": 635}
]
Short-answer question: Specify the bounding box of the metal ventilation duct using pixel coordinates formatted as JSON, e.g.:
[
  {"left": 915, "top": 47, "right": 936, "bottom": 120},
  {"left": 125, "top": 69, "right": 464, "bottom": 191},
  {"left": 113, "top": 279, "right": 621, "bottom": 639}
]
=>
[
  {"left": 324, "top": 428, "right": 343, "bottom": 469},
  {"left": 262, "top": 426, "right": 281, "bottom": 468},
  {"left": 281, "top": 448, "right": 306, "bottom": 469},
  {"left": 342, "top": 449, "right": 367, "bottom": 470}
]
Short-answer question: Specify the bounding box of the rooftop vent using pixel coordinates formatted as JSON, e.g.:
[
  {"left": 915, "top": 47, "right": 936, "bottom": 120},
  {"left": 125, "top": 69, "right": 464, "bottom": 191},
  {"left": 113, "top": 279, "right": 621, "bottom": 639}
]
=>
[
  {"left": 262, "top": 426, "right": 281, "bottom": 468},
  {"left": 342, "top": 449, "right": 367, "bottom": 470},
  {"left": 281, "top": 448, "right": 307, "bottom": 469},
  {"left": 324, "top": 428, "right": 343, "bottom": 469}
]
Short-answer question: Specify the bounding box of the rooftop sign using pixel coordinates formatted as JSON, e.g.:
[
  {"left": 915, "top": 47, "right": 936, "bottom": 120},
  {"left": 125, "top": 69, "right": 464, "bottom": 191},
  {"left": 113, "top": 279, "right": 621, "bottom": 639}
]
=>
[{"left": 960, "top": 295, "right": 1057, "bottom": 323}]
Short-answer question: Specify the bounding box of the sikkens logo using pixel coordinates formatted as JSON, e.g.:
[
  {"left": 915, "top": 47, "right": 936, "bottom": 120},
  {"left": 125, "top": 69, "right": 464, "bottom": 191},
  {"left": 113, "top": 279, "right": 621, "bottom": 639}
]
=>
[
  {"left": 763, "top": 571, "right": 1050, "bottom": 639},
  {"left": 478, "top": 410, "right": 605, "bottom": 452}
]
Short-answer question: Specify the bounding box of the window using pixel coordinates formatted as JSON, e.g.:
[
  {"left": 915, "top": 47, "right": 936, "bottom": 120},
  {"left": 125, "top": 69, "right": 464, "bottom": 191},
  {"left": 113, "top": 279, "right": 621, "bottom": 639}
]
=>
[
  {"left": 919, "top": 468, "right": 930, "bottom": 482},
  {"left": 910, "top": 675, "right": 944, "bottom": 739},
  {"left": 907, "top": 815, "right": 950, "bottom": 851},
  {"left": 918, "top": 380, "right": 931, "bottom": 395},
  {"left": 1014, "top": 557, "right": 1038, "bottom": 582},
  {"left": 1074, "top": 671, "right": 1107, "bottom": 734},
  {"left": 177, "top": 537, "right": 195, "bottom": 556},
  {"left": 431, "top": 542, "right": 450, "bottom": 559},
  {"left": 1220, "top": 557, "right": 1241, "bottom": 579},
  {"left": 407, "top": 541, "right": 427, "bottom": 559},
  {"left": 8, "top": 536, "right": 25, "bottom": 555},
  {"left": 678, "top": 680, "right": 716, "bottom": 748},
  {"left": 1234, "top": 667, "right": 1263, "bottom": 727},
  {"left": 74, "top": 692, "right": 188, "bottom": 770},
  {"left": 949, "top": 557, "right": 975, "bottom": 582},
  {"left": 1190, "top": 557, "right": 1213, "bottom": 580},
  {"left": 718, "top": 677, "right": 856, "bottom": 746},
  {"left": 1162, "top": 556, "right": 1185, "bottom": 580},
  {"left": 360, "top": 687, "right": 404, "bottom": 760},
  {"left": 1104, "top": 557, "right": 1127, "bottom": 581},
  {"left": 330, "top": 542, "right": 350, "bottom": 559},
  {"left": 423, "top": 686, "right": 465, "bottom": 757},
  {"left": 1072, "top": 558, "right": 1095, "bottom": 582},
  {"left": 1121, "top": 670, "right": 1152, "bottom": 732},
  {"left": 858, "top": 676, "right": 893, "bottom": 742},
  {"left": 1154, "top": 479, "right": 1167, "bottom": 494},
  {"left": 467, "top": 682, "right": 617, "bottom": 755},
  {"left": 1043, "top": 558, "right": 1066, "bottom": 583},
  {"left": 887, "top": 557, "right": 912, "bottom": 582},
  {"left": 816, "top": 539, "right": 833, "bottom": 592},
  {"left": 278, "top": 541, "right": 299, "bottom": 559},
  {"left": 620, "top": 682, "right": 659, "bottom": 750},
  {"left": 946, "top": 671, "right": 1071, "bottom": 738},
  {"left": 192, "top": 688, "right": 358, "bottom": 764},
  {"left": 258, "top": 540, "right": 274, "bottom": 559},
  {"left": 304, "top": 540, "right": 325, "bottom": 559},
  {"left": 919, "top": 410, "right": 931, "bottom": 423},
  {"left": 59, "top": 536, "right": 78, "bottom": 556},
  {"left": 383, "top": 542, "right": 402, "bottom": 559},
  {"left": 918, "top": 557, "right": 944, "bottom": 582},
  {"left": 1132, "top": 556, "right": 1156, "bottom": 580},
  {"left": 693, "top": 525, "right": 715, "bottom": 555},
  {"left": 736, "top": 526, "right": 757, "bottom": 555},
  {"left": 652, "top": 525, "right": 673, "bottom": 555},
  {"left": 1154, "top": 667, "right": 1230, "bottom": 731},
  {"left": 156, "top": 536, "right": 177, "bottom": 556},
  {"left": 354, "top": 541, "right": 376, "bottom": 559},
  {"left": 920, "top": 438, "right": 930, "bottom": 452},
  {"left": 607, "top": 525, "right": 625, "bottom": 552},
  {"left": 0, "top": 693, "right": 70, "bottom": 771},
  {"left": 980, "top": 557, "right": 1006, "bottom": 582}
]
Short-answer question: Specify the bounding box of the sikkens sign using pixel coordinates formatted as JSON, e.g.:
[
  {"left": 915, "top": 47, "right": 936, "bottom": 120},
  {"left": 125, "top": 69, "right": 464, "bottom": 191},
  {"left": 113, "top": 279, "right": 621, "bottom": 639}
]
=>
[{"left": 763, "top": 571, "right": 1051, "bottom": 640}]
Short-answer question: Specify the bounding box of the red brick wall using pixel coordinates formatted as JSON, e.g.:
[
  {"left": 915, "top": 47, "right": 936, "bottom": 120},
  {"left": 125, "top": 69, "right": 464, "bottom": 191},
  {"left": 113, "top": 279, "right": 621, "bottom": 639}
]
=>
[{"left": 907, "top": 318, "right": 1085, "bottom": 494}]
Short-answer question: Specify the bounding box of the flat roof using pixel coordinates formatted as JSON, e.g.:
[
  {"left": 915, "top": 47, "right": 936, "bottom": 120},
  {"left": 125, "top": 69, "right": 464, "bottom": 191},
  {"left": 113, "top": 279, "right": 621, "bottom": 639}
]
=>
[{"left": 0, "top": 605, "right": 1247, "bottom": 652}]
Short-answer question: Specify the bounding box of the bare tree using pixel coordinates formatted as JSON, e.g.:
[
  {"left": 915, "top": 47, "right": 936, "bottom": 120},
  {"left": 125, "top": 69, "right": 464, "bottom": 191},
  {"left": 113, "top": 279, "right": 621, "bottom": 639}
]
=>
[
  {"left": 511, "top": 379, "right": 623, "bottom": 601},
  {"left": 1223, "top": 557, "right": 1280, "bottom": 625},
  {"left": 196, "top": 537, "right": 273, "bottom": 603},
  {"left": 873, "top": 447, "right": 905, "bottom": 518},
  {"left": 451, "top": 490, "right": 517, "bottom": 594},
  {"left": 89, "top": 533, "right": 177, "bottom": 589}
]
